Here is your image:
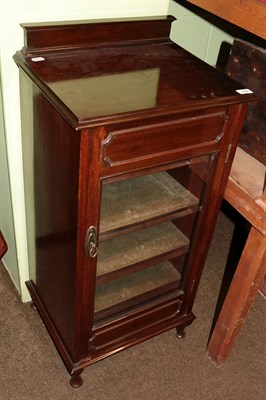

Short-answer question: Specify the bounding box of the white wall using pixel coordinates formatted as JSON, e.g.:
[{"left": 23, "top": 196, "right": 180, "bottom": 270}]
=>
[{"left": 0, "top": 0, "right": 169, "bottom": 301}]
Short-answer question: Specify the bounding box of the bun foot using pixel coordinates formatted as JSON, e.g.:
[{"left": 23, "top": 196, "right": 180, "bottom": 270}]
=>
[
  {"left": 176, "top": 327, "right": 186, "bottom": 339},
  {"left": 69, "top": 373, "right": 83, "bottom": 388}
]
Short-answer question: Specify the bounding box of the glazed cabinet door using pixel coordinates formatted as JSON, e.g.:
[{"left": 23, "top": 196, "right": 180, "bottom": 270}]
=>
[{"left": 93, "top": 154, "right": 217, "bottom": 324}]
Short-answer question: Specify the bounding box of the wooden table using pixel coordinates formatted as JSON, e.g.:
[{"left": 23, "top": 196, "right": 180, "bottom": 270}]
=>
[
  {"left": 185, "top": 0, "right": 266, "bottom": 39},
  {"left": 207, "top": 147, "right": 266, "bottom": 364},
  {"left": 183, "top": 0, "right": 266, "bottom": 365}
]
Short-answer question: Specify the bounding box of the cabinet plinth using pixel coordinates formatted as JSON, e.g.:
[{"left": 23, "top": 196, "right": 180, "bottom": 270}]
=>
[{"left": 14, "top": 16, "right": 254, "bottom": 387}]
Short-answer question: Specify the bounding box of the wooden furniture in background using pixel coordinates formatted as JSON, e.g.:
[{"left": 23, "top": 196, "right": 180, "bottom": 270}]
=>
[
  {"left": 185, "top": 0, "right": 266, "bottom": 39},
  {"left": 14, "top": 17, "right": 253, "bottom": 387},
  {"left": 207, "top": 148, "right": 266, "bottom": 364},
  {"left": 0, "top": 231, "right": 8, "bottom": 259},
  {"left": 207, "top": 39, "right": 266, "bottom": 364}
]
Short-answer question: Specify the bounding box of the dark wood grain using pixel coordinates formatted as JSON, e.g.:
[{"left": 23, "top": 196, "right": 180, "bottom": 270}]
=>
[
  {"left": 21, "top": 16, "right": 175, "bottom": 53},
  {"left": 14, "top": 18, "right": 256, "bottom": 129},
  {"left": 101, "top": 112, "right": 225, "bottom": 168},
  {"left": 226, "top": 39, "right": 266, "bottom": 165},
  {"left": 15, "top": 17, "right": 252, "bottom": 387}
]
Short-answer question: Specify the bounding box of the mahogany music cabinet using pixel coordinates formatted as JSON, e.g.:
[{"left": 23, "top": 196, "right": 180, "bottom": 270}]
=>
[{"left": 14, "top": 16, "right": 254, "bottom": 387}]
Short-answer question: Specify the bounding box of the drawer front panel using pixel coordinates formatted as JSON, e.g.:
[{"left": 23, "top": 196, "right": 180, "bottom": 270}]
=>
[
  {"left": 90, "top": 295, "right": 184, "bottom": 354},
  {"left": 101, "top": 112, "right": 226, "bottom": 171}
]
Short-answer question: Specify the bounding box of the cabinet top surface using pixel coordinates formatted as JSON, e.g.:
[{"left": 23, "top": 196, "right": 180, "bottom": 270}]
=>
[{"left": 14, "top": 17, "right": 255, "bottom": 128}]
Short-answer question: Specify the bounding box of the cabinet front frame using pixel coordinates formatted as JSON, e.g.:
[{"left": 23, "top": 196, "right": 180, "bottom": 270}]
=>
[{"left": 82, "top": 107, "right": 235, "bottom": 359}]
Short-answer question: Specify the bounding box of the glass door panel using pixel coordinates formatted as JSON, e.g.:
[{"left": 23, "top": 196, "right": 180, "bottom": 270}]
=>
[
  {"left": 94, "top": 154, "right": 215, "bottom": 322},
  {"left": 95, "top": 261, "right": 181, "bottom": 315},
  {"left": 96, "top": 222, "right": 189, "bottom": 278},
  {"left": 99, "top": 171, "right": 199, "bottom": 236}
]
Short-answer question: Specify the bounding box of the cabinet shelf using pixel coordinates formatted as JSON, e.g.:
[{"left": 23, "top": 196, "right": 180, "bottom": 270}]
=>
[
  {"left": 99, "top": 172, "right": 199, "bottom": 238},
  {"left": 94, "top": 261, "right": 181, "bottom": 316},
  {"left": 96, "top": 222, "right": 189, "bottom": 284}
]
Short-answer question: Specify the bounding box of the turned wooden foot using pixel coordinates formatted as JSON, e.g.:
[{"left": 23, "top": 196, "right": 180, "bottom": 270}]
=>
[
  {"left": 69, "top": 372, "right": 83, "bottom": 388},
  {"left": 176, "top": 326, "right": 186, "bottom": 339}
]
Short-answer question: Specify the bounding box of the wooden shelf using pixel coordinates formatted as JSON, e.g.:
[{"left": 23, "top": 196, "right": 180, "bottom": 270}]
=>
[
  {"left": 94, "top": 261, "right": 181, "bottom": 314},
  {"left": 96, "top": 222, "right": 189, "bottom": 283},
  {"left": 99, "top": 171, "right": 198, "bottom": 236}
]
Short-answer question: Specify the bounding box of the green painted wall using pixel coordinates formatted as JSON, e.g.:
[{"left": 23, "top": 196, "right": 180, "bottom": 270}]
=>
[
  {"left": 0, "top": 73, "right": 20, "bottom": 290},
  {"left": 169, "top": 1, "right": 234, "bottom": 65}
]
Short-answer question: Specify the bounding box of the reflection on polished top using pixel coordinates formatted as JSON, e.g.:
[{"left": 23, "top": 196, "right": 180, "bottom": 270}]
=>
[{"left": 14, "top": 16, "right": 255, "bottom": 127}]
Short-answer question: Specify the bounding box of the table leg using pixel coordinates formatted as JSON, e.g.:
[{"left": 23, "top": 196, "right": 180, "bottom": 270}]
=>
[{"left": 207, "top": 226, "right": 266, "bottom": 365}]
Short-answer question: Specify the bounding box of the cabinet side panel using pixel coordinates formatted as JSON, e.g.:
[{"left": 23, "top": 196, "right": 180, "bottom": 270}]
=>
[{"left": 21, "top": 72, "right": 80, "bottom": 357}]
